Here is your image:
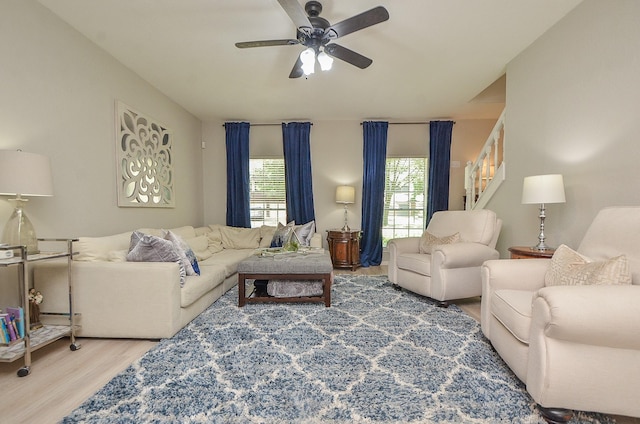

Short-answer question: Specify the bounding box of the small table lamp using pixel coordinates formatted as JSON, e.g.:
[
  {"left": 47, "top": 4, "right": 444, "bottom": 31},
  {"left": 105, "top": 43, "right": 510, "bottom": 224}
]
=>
[
  {"left": 521, "top": 174, "right": 565, "bottom": 251},
  {"left": 335, "top": 185, "right": 355, "bottom": 232},
  {"left": 0, "top": 150, "right": 54, "bottom": 254}
]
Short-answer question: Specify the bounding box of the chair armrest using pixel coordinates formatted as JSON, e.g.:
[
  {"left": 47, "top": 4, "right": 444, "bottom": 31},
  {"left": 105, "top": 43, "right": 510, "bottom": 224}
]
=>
[
  {"left": 387, "top": 237, "right": 420, "bottom": 254},
  {"left": 482, "top": 258, "right": 549, "bottom": 292},
  {"left": 432, "top": 242, "right": 498, "bottom": 269},
  {"left": 532, "top": 285, "right": 640, "bottom": 350},
  {"left": 387, "top": 237, "right": 421, "bottom": 283},
  {"left": 481, "top": 258, "right": 549, "bottom": 338}
]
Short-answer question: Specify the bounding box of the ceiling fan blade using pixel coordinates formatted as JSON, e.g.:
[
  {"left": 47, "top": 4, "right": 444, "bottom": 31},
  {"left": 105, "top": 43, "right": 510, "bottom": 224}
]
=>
[
  {"left": 289, "top": 56, "right": 304, "bottom": 79},
  {"left": 277, "top": 0, "right": 313, "bottom": 32},
  {"left": 235, "top": 39, "right": 299, "bottom": 48},
  {"left": 326, "top": 6, "right": 389, "bottom": 39},
  {"left": 324, "top": 43, "right": 373, "bottom": 69}
]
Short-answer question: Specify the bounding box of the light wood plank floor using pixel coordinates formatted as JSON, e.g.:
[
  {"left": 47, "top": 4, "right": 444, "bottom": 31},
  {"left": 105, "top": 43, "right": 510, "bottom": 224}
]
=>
[{"left": 1, "top": 266, "right": 636, "bottom": 423}]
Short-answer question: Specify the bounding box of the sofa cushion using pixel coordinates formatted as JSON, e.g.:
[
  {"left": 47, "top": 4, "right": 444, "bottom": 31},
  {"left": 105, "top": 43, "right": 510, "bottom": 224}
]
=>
[
  {"left": 219, "top": 226, "right": 261, "bottom": 249},
  {"left": 180, "top": 265, "right": 226, "bottom": 308},
  {"left": 207, "top": 225, "right": 225, "bottom": 254},
  {"left": 185, "top": 235, "right": 213, "bottom": 261},
  {"left": 396, "top": 253, "right": 432, "bottom": 276},
  {"left": 127, "top": 231, "right": 186, "bottom": 286},
  {"left": 137, "top": 226, "right": 197, "bottom": 240},
  {"left": 491, "top": 289, "right": 533, "bottom": 344},
  {"left": 259, "top": 225, "right": 277, "bottom": 248},
  {"left": 199, "top": 249, "right": 257, "bottom": 277},
  {"left": 74, "top": 232, "right": 132, "bottom": 262},
  {"left": 165, "top": 230, "right": 200, "bottom": 276},
  {"left": 419, "top": 231, "right": 460, "bottom": 254},
  {"left": 545, "top": 244, "right": 632, "bottom": 287}
]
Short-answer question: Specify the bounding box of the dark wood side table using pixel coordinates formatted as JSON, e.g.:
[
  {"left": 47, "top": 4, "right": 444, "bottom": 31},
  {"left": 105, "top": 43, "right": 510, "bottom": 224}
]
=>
[
  {"left": 508, "top": 246, "right": 556, "bottom": 259},
  {"left": 326, "top": 230, "right": 361, "bottom": 270}
]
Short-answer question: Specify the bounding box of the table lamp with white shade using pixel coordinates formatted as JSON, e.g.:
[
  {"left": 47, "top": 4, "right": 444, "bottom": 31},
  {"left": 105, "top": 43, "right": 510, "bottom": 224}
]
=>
[
  {"left": 521, "top": 174, "right": 565, "bottom": 251},
  {"left": 335, "top": 185, "right": 355, "bottom": 232},
  {"left": 0, "top": 150, "right": 54, "bottom": 254}
]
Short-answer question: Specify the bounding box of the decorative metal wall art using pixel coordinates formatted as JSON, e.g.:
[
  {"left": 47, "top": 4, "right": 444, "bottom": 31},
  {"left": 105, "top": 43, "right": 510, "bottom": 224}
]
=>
[{"left": 115, "top": 101, "right": 174, "bottom": 208}]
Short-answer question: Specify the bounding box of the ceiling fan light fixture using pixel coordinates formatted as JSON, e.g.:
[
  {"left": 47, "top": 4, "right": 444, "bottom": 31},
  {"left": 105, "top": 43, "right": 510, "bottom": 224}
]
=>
[
  {"left": 300, "top": 47, "right": 316, "bottom": 75},
  {"left": 318, "top": 50, "right": 333, "bottom": 71}
]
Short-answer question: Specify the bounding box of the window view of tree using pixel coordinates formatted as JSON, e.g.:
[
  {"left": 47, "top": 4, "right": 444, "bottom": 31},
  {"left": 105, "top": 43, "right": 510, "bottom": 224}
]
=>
[
  {"left": 249, "top": 159, "right": 286, "bottom": 228},
  {"left": 382, "top": 157, "right": 427, "bottom": 246}
]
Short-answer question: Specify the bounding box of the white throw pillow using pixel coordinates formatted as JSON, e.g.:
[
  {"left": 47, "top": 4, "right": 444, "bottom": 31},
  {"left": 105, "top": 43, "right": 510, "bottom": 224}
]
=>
[
  {"left": 418, "top": 231, "right": 460, "bottom": 254},
  {"left": 545, "top": 244, "right": 632, "bottom": 286}
]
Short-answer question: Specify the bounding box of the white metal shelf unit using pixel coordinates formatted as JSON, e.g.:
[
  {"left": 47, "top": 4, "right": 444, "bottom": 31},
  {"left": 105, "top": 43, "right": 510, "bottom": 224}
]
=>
[{"left": 0, "top": 239, "right": 80, "bottom": 376}]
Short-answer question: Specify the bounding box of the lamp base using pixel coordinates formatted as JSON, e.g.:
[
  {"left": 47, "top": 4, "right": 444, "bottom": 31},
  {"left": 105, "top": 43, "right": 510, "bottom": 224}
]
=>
[
  {"left": 531, "top": 203, "right": 549, "bottom": 252},
  {"left": 1, "top": 198, "right": 39, "bottom": 254},
  {"left": 341, "top": 204, "right": 351, "bottom": 232}
]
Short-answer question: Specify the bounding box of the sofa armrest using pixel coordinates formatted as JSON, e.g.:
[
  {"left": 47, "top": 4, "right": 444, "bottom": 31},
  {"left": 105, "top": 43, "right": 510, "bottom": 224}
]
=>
[
  {"left": 532, "top": 285, "right": 640, "bottom": 350},
  {"left": 35, "top": 260, "right": 183, "bottom": 338},
  {"left": 310, "top": 233, "right": 322, "bottom": 248},
  {"left": 480, "top": 258, "right": 549, "bottom": 338},
  {"left": 432, "top": 242, "right": 499, "bottom": 269}
]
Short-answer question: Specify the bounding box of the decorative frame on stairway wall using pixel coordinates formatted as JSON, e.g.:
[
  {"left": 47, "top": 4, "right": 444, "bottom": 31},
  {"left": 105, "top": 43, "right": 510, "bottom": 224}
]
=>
[{"left": 115, "top": 101, "right": 175, "bottom": 208}]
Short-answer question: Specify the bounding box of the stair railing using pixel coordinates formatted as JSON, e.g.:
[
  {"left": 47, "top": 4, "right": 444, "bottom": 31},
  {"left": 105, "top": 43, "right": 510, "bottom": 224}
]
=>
[{"left": 465, "top": 108, "right": 506, "bottom": 210}]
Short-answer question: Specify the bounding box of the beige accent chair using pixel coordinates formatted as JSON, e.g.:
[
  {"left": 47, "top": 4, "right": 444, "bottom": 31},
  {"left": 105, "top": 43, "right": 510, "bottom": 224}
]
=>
[
  {"left": 481, "top": 206, "right": 640, "bottom": 422},
  {"left": 388, "top": 209, "right": 502, "bottom": 306}
]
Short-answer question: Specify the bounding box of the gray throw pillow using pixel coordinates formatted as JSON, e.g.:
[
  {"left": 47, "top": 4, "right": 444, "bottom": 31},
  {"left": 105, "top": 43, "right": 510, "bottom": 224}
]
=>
[
  {"left": 293, "top": 220, "right": 316, "bottom": 247},
  {"left": 165, "top": 230, "right": 200, "bottom": 276},
  {"left": 127, "top": 231, "right": 186, "bottom": 286}
]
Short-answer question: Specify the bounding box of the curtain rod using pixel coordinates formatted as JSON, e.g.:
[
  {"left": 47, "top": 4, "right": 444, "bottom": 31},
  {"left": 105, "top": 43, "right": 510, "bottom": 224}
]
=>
[
  {"left": 360, "top": 121, "right": 456, "bottom": 125},
  {"left": 222, "top": 122, "right": 314, "bottom": 127}
]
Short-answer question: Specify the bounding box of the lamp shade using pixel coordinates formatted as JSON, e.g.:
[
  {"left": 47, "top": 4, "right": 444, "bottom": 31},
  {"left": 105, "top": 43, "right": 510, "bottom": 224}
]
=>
[
  {"left": 335, "top": 185, "right": 355, "bottom": 204},
  {"left": 522, "top": 174, "right": 565, "bottom": 204},
  {"left": 0, "top": 150, "right": 54, "bottom": 197}
]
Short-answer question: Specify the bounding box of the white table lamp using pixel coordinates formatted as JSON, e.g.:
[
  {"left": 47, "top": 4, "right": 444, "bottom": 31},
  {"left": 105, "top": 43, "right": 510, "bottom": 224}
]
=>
[
  {"left": 522, "top": 174, "right": 565, "bottom": 251},
  {"left": 0, "top": 150, "right": 54, "bottom": 254},
  {"left": 335, "top": 185, "right": 355, "bottom": 232}
]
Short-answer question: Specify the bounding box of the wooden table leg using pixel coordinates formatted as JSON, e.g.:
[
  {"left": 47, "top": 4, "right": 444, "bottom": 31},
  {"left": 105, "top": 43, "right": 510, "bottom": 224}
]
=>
[
  {"left": 238, "top": 273, "right": 246, "bottom": 307},
  {"left": 323, "top": 274, "right": 331, "bottom": 307}
]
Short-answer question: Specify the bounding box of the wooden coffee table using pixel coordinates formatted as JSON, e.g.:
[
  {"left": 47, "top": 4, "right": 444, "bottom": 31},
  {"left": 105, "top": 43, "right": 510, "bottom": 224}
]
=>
[{"left": 237, "top": 251, "right": 333, "bottom": 307}]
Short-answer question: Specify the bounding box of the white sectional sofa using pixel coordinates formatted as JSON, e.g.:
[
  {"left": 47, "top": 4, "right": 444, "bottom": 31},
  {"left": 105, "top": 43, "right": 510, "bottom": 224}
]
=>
[{"left": 34, "top": 224, "right": 320, "bottom": 339}]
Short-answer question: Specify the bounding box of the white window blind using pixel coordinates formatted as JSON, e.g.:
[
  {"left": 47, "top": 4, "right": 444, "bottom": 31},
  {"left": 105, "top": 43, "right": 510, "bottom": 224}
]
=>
[
  {"left": 249, "top": 159, "right": 286, "bottom": 228},
  {"left": 382, "top": 157, "right": 427, "bottom": 246}
]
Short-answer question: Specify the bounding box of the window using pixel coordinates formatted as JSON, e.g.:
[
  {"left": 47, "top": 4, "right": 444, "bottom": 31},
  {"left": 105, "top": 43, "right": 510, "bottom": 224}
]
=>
[
  {"left": 249, "top": 159, "right": 286, "bottom": 228},
  {"left": 382, "top": 157, "right": 427, "bottom": 247}
]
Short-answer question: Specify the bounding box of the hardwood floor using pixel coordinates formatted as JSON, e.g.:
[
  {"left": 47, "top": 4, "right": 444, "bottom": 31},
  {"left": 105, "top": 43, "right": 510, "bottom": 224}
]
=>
[{"left": 1, "top": 266, "right": 637, "bottom": 424}]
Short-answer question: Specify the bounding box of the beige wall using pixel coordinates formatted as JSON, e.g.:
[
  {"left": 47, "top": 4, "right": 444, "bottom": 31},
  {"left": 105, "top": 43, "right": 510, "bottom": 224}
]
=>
[
  {"left": 486, "top": 0, "right": 640, "bottom": 257},
  {"left": 202, "top": 119, "right": 493, "bottom": 249},
  {"left": 0, "top": 0, "right": 203, "bottom": 240}
]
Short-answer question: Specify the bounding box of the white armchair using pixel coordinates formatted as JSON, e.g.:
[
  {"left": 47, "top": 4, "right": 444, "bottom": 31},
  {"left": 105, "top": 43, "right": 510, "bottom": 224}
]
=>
[
  {"left": 481, "top": 206, "right": 640, "bottom": 422},
  {"left": 388, "top": 209, "right": 502, "bottom": 306}
]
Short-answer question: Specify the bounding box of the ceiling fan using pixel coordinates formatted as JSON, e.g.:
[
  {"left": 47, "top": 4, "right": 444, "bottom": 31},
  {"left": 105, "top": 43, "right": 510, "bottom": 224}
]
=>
[{"left": 235, "top": 0, "right": 389, "bottom": 78}]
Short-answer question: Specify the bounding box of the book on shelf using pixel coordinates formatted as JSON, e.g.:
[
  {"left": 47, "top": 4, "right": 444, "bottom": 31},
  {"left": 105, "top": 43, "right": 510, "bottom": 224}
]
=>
[
  {"left": 0, "top": 315, "right": 10, "bottom": 343},
  {"left": 5, "top": 307, "right": 25, "bottom": 338}
]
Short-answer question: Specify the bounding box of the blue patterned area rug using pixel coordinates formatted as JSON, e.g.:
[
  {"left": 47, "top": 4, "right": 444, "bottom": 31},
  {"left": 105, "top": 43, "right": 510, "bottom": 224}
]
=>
[{"left": 63, "top": 275, "right": 614, "bottom": 423}]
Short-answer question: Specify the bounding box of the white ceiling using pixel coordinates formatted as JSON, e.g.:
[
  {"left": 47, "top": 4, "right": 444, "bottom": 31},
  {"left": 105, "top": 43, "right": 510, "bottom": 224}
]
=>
[{"left": 37, "top": 0, "right": 581, "bottom": 123}]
